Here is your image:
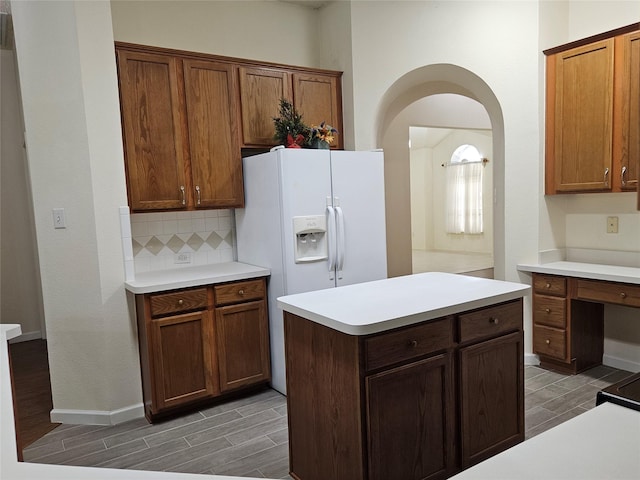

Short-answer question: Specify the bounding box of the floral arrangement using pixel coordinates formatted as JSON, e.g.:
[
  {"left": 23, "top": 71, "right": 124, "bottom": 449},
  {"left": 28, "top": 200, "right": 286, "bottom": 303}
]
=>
[
  {"left": 310, "top": 122, "right": 338, "bottom": 146},
  {"left": 273, "top": 98, "right": 339, "bottom": 148}
]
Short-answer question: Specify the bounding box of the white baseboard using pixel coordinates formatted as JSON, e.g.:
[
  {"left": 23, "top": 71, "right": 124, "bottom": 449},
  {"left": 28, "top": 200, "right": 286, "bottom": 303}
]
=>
[
  {"left": 524, "top": 353, "right": 540, "bottom": 366},
  {"left": 7, "top": 330, "right": 42, "bottom": 344},
  {"left": 603, "top": 354, "right": 640, "bottom": 374},
  {"left": 50, "top": 402, "right": 145, "bottom": 426}
]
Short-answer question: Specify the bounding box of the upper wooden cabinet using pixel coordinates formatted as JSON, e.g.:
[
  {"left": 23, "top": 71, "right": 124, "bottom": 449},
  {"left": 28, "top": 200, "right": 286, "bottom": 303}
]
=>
[
  {"left": 116, "top": 42, "right": 343, "bottom": 212},
  {"left": 545, "top": 24, "right": 640, "bottom": 195},
  {"left": 293, "top": 72, "right": 343, "bottom": 149},
  {"left": 239, "top": 68, "right": 343, "bottom": 149},
  {"left": 116, "top": 50, "right": 189, "bottom": 211},
  {"left": 615, "top": 31, "right": 640, "bottom": 192},
  {"left": 238, "top": 67, "right": 292, "bottom": 146},
  {"left": 117, "top": 45, "right": 244, "bottom": 211}
]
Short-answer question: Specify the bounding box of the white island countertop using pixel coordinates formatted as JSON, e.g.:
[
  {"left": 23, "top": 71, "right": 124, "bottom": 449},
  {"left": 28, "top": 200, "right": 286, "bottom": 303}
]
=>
[
  {"left": 277, "top": 272, "right": 530, "bottom": 335},
  {"left": 124, "top": 262, "right": 270, "bottom": 294},
  {"left": 450, "top": 401, "right": 640, "bottom": 480},
  {"left": 517, "top": 261, "right": 640, "bottom": 285}
]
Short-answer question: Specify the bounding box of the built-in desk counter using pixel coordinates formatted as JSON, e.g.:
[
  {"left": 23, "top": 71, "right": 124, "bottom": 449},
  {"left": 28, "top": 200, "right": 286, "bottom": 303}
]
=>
[{"left": 518, "top": 261, "right": 640, "bottom": 374}]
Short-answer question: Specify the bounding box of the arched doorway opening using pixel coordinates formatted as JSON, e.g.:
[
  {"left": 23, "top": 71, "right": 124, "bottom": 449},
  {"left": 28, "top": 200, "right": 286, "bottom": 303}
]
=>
[{"left": 375, "top": 64, "right": 505, "bottom": 280}]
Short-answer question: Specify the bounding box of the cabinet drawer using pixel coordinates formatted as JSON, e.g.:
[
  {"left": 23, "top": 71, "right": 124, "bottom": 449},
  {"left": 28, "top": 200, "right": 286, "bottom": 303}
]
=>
[
  {"left": 533, "top": 274, "right": 566, "bottom": 296},
  {"left": 533, "top": 324, "right": 567, "bottom": 361},
  {"left": 149, "top": 288, "right": 208, "bottom": 317},
  {"left": 458, "top": 300, "right": 522, "bottom": 344},
  {"left": 575, "top": 279, "right": 640, "bottom": 308},
  {"left": 364, "top": 317, "right": 453, "bottom": 372},
  {"left": 214, "top": 278, "right": 265, "bottom": 306},
  {"left": 533, "top": 295, "right": 566, "bottom": 328}
]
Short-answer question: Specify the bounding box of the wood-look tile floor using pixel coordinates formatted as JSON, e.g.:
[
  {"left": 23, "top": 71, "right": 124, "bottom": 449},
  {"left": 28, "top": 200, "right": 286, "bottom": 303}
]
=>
[{"left": 22, "top": 364, "right": 634, "bottom": 478}]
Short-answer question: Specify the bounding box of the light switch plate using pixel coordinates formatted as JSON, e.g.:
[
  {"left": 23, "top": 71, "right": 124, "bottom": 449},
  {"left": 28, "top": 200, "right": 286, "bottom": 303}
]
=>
[{"left": 53, "top": 208, "right": 66, "bottom": 229}]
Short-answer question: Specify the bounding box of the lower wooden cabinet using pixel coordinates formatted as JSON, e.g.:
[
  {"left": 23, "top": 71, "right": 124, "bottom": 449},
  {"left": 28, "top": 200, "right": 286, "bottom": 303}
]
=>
[
  {"left": 366, "top": 353, "right": 455, "bottom": 480},
  {"left": 135, "top": 277, "right": 270, "bottom": 421},
  {"left": 458, "top": 331, "right": 524, "bottom": 468},
  {"left": 284, "top": 298, "right": 524, "bottom": 480}
]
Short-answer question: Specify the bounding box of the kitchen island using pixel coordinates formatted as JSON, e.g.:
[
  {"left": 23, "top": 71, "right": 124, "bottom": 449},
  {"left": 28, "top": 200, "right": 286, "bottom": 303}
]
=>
[{"left": 278, "top": 272, "right": 530, "bottom": 480}]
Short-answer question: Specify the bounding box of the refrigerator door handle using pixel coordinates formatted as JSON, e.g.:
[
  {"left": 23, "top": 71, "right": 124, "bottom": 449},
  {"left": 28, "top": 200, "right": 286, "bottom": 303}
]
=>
[
  {"left": 335, "top": 205, "right": 345, "bottom": 279},
  {"left": 326, "top": 205, "right": 337, "bottom": 280}
]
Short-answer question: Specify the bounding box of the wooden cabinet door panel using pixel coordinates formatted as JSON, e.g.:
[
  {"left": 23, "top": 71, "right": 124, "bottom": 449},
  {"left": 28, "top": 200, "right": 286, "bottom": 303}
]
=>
[
  {"left": 618, "top": 31, "right": 640, "bottom": 191},
  {"left": 293, "top": 73, "right": 342, "bottom": 149},
  {"left": 183, "top": 60, "right": 244, "bottom": 208},
  {"left": 554, "top": 39, "right": 614, "bottom": 192},
  {"left": 366, "top": 353, "right": 455, "bottom": 480},
  {"left": 459, "top": 331, "right": 524, "bottom": 468},
  {"left": 117, "top": 50, "right": 188, "bottom": 210},
  {"left": 216, "top": 300, "right": 270, "bottom": 392},
  {"left": 239, "top": 67, "right": 292, "bottom": 146},
  {"left": 150, "top": 310, "right": 216, "bottom": 411}
]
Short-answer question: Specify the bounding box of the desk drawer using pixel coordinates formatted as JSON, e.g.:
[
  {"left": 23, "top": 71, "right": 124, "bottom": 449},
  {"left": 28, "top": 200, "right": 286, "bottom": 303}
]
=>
[
  {"left": 214, "top": 279, "right": 265, "bottom": 306},
  {"left": 533, "top": 274, "right": 566, "bottom": 296},
  {"left": 364, "top": 317, "right": 453, "bottom": 372},
  {"left": 533, "top": 324, "right": 567, "bottom": 361},
  {"left": 533, "top": 295, "right": 566, "bottom": 328},
  {"left": 458, "top": 300, "right": 522, "bottom": 343},
  {"left": 576, "top": 279, "right": 640, "bottom": 308},
  {"left": 149, "top": 288, "right": 208, "bottom": 317}
]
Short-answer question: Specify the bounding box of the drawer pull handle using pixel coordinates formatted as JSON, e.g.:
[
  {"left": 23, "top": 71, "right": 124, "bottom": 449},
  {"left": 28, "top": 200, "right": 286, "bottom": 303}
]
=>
[
  {"left": 545, "top": 339, "right": 550, "bottom": 345},
  {"left": 545, "top": 283, "right": 551, "bottom": 289},
  {"left": 620, "top": 292, "right": 627, "bottom": 299},
  {"left": 489, "top": 317, "right": 499, "bottom": 325},
  {"left": 408, "top": 340, "right": 418, "bottom": 348},
  {"left": 545, "top": 308, "right": 551, "bottom": 314},
  {"left": 178, "top": 299, "right": 184, "bottom": 306},
  {"left": 238, "top": 289, "right": 245, "bottom": 296}
]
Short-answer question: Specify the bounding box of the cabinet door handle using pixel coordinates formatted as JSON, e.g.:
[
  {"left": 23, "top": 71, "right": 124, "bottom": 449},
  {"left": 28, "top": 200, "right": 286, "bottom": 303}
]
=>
[
  {"left": 408, "top": 340, "right": 418, "bottom": 348},
  {"left": 620, "top": 292, "right": 627, "bottom": 299},
  {"left": 604, "top": 167, "right": 609, "bottom": 187},
  {"left": 545, "top": 308, "right": 551, "bottom": 314},
  {"left": 489, "top": 317, "right": 499, "bottom": 325},
  {"left": 545, "top": 339, "right": 551, "bottom": 345},
  {"left": 195, "top": 185, "right": 201, "bottom": 205},
  {"left": 180, "top": 185, "right": 186, "bottom": 205},
  {"left": 545, "top": 283, "right": 551, "bottom": 289},
  {"left": 178, "top": 299, "right": 184, "bottom": 306},
  {"left": 621, "top": 166, "right": 628, "bottom": 187},
  {"left": 238, "top": 289, "right": 245, "bottom": 296}
]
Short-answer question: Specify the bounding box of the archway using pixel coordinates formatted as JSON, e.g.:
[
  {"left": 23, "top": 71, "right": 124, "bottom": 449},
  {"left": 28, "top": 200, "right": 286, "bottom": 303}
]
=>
[{"left": 375, "top": 64, "right": 505, "bottom": 280}]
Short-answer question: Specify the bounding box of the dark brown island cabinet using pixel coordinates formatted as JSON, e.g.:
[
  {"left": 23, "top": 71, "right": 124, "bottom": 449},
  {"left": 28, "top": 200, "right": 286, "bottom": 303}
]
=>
[{"left": 283, "top": 295, "right": 525, "bottom": 480}]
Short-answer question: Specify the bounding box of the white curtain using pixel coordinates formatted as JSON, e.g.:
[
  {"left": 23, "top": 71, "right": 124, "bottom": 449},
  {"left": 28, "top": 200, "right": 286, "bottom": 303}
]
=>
[{"left": 445, "top": 162, "right": 483, "bottom": 234}]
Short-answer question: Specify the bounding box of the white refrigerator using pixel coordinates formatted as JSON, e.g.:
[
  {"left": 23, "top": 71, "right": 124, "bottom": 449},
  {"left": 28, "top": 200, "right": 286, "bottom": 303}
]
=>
[{"left": 235, "top": 147, "right": 387, "bottom": 393}]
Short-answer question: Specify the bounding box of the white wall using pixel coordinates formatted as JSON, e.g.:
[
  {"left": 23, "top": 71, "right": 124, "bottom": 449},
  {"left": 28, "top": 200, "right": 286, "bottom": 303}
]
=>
[
  {"left": 12, "top": 1, "right": 143, "bottom": 424},
  {"left": 409, "top": 144, "right": 431, "bottom": 250},
  {"left": 0, "top": 45, "right": 44, "bottom": 340}
]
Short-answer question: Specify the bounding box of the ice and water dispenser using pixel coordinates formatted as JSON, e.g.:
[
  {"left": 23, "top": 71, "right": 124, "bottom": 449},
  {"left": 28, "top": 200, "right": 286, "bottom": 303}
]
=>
[{"left": 293, "top": 215, "right": 328, "bottom": 263}]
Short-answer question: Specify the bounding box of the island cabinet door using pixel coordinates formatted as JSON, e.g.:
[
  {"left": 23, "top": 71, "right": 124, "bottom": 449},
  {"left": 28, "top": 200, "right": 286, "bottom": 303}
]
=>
[
  {"left": 458, "top": 330, "right": 524, "bottom": 468},
  {"left": 366, "top": 352, "right": 455, "bottom": 480}
]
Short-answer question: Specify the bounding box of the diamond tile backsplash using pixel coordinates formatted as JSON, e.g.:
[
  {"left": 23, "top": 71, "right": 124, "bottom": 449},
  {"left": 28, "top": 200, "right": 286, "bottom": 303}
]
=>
[{"left": 128, "top": 209, "right": 235, "bottom": 273}]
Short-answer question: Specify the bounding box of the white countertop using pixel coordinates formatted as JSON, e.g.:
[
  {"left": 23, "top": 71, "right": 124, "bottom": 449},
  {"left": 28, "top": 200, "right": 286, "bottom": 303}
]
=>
[
  {"left": 277, "top": 272, "right": 530, "bottom": 335},
  {"left": 124, "top": 262, "right": 270, "bottom": 294},
  {"left": 450, "top": 401, "right": 640, "bottom": 480},
  {"left": 517, "top": 261, "right": 640, "bottom": 285},
  {"left": 0, "top": 324, "right": 261, "bottom": 480}
]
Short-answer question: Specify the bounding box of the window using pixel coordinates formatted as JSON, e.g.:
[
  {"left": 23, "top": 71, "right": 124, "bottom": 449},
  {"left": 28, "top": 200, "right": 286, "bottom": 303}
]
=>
[{"left": 445, "top": 144, "right": 484, "bottom": 234}]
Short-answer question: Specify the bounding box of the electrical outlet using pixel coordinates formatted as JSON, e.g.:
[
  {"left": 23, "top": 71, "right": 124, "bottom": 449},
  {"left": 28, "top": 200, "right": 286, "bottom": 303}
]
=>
[
  {"left": 606, "top": 216, "right": 618, "bottom": 234},
  {"left": 174, "top": 252, "right": 192, "bottom": 264}
]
